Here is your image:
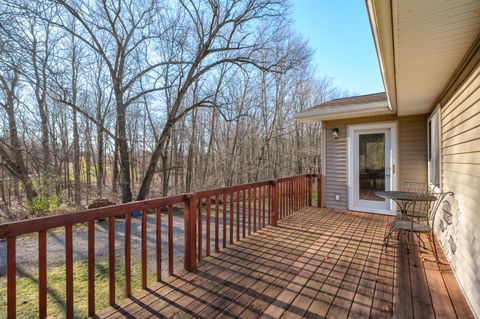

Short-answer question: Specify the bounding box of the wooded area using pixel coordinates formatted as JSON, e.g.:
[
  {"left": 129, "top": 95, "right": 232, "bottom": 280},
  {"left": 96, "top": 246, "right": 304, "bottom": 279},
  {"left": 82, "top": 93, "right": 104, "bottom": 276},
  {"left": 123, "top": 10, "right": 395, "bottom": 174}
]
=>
[{"left": 0, "top": 0, "right": 338, "bottom": 221}]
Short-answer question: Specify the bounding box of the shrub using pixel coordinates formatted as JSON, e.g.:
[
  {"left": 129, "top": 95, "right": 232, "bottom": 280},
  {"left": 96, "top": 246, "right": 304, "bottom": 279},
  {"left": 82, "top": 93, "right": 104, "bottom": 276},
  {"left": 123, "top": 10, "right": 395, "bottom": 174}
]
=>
[{"left": 29, "top": 195, "right": 61, "bottom": 216}]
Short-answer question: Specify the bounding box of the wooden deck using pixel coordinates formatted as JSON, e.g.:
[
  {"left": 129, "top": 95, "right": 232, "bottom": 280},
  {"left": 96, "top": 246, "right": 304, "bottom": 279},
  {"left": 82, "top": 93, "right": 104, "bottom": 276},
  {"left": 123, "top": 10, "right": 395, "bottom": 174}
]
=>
[{"left": 98, "top": 207, "right": 473, "bottom": 319}]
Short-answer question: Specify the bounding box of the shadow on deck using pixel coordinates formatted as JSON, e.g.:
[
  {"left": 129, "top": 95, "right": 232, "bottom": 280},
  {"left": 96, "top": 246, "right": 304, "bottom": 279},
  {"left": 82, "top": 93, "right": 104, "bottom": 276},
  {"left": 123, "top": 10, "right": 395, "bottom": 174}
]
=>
[{"left": 98, "top": 207, "right": 473, "bottom": 319}]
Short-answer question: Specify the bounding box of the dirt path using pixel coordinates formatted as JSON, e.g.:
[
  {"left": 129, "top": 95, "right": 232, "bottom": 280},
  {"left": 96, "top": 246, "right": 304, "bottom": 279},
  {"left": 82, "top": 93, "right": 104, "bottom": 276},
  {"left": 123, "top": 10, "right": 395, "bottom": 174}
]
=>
[{"left": 0, "top": 213, "right": 194, "bottom": 277}]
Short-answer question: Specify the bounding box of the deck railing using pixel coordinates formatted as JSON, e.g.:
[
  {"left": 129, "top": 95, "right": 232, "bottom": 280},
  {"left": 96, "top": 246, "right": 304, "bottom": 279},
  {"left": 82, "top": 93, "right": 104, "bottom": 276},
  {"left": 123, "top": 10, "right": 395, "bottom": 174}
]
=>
[{"left": 0, "top": 173, "right": 322, "bottom": 319}]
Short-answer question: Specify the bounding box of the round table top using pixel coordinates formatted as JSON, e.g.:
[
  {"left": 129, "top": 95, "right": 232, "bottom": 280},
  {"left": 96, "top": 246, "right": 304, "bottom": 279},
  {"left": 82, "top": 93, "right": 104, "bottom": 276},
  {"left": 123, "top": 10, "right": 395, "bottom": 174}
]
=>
[{"left": 375, "top": 191, "right": 437, "bottom": 202}]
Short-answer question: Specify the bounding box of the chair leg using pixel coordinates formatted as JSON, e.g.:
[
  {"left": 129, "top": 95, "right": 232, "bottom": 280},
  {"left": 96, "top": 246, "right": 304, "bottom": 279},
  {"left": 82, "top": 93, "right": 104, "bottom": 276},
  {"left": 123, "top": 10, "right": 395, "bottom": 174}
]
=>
[
  {"left": 411, "top": 232, "right": 417, "bottom": 267},
  {"left": 431, "top": 232, "right": 439, "bottom": 264},
  {"left": 417, "top": 233, "right": 426, "bottom": 249},
  {"left": 384, "top": 224, "right": 396, "bottom": 251}
]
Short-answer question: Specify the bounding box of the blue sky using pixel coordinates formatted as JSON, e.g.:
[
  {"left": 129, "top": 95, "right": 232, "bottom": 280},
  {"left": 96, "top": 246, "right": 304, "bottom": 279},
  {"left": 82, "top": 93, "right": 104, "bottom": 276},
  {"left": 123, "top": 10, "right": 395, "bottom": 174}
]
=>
[{"left": 291, "top": 1, "right": 384, "bottom": 95}]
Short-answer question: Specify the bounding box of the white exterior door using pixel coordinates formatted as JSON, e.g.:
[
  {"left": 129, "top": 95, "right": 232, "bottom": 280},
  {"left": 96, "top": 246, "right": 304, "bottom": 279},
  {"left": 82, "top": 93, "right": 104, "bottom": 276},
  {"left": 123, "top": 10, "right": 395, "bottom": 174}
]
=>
[{"left": 348, "top": 123, "right": 396, "bottom": 214}]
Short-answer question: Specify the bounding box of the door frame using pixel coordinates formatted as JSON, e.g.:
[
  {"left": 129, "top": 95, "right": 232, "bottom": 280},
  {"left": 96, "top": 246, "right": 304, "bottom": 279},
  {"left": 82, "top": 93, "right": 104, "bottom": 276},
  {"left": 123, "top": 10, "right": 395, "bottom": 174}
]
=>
[{"left": 347, "top": 122, "right": 398, "bottom": 215}]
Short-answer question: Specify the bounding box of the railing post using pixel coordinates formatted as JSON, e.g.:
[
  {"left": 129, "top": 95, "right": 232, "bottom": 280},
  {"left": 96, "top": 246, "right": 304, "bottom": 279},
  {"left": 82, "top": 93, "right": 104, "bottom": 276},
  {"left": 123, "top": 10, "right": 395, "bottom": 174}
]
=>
[
  {"left": 271, "top": 180, "right": 278, "bottom": 226},
  {"left": 184, "top": 193, "right": 197, "bottom": 271},
  {"left": 317, "top": 174, "right": 323, "bottom": 208}
]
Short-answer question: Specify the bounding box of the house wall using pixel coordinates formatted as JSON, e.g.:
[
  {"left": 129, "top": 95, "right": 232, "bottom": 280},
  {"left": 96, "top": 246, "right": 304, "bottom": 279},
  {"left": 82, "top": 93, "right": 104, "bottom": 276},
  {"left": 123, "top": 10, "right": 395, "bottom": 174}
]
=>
[
  {"left": 323, "top": 114, "right": 428, "bottom": 210},
  {"left": 434, "top": 42, "right": 480, "bottom": 318},
  {"left": 324, "top": 124, "right": 348, "bottom": 209},
  {"left": 398, "top": 115, "right": 428, "bottom": 185}
]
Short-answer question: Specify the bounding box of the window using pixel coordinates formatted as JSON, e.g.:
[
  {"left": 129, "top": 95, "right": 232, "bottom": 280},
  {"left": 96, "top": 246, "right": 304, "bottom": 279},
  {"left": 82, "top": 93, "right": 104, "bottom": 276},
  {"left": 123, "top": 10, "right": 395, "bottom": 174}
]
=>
[{"left": 428, "top": 107, "right": 441, "bottom": 188}]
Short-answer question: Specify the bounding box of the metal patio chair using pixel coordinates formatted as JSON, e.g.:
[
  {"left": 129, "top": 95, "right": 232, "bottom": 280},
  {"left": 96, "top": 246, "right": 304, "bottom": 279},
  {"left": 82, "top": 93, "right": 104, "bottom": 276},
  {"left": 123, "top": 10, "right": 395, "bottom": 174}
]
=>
[
  {"left": 400, "top": 181, "right": 440, "bottom": 220},
  {"left": 385, "top": 191, "right": 454, "bottom": 262}
]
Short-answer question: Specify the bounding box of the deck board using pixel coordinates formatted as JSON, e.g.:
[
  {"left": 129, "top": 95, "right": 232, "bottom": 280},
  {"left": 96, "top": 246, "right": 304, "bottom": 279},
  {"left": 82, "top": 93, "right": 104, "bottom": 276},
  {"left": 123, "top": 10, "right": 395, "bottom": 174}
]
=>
[{"left": 98, "top": 207, "right": 473, "bottom": 319}]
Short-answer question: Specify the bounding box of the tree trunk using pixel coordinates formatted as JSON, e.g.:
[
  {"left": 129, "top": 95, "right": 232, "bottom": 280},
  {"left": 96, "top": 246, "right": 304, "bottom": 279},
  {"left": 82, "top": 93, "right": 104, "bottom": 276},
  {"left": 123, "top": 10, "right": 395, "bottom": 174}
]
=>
[
  {"left": 96, "top": 116, "right": 104, "bottom": 197},
  {"left": 114, "top": 87, "right": 133, "bottom": 202},
  {"left": 185, "top": 109, "right": 197, "bottom": 193},
  {"left": 0, "top": 73, "right": 38, "bottom": 203}
]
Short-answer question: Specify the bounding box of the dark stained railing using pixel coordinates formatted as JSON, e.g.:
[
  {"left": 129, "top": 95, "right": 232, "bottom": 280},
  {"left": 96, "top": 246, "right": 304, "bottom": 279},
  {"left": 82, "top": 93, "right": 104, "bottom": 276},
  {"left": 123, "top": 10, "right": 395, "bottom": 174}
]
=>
[{"left": 0, "top": 174, "right": 322, "bottom": 319}]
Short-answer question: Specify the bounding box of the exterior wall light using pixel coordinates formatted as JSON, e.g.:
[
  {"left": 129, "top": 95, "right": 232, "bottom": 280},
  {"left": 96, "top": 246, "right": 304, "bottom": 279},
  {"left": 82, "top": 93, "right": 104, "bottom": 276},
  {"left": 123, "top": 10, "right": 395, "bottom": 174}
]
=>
[{"left": 332, "top": 128, "right": 339, "bottom": 139}]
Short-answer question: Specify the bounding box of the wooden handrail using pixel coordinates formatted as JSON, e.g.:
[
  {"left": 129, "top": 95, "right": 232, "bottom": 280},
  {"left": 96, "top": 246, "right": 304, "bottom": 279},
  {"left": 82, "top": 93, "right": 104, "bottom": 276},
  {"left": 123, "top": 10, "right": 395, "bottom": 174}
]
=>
[
  {"left": 0, "top": 173, "right": 321, "bottom": 318},
  {"left": 0, "top": 194, "right": 187, "bottom": 238}
]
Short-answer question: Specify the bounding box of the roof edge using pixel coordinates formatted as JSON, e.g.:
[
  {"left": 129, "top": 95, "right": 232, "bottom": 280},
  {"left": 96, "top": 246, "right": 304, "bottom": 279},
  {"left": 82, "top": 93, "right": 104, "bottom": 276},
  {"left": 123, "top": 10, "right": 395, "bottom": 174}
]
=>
[
  {"left": 295, "top": 100, "right": 394, "bottom": 123},
  {"left": 365, "top": 0, "right": 397, "bottom": 113}
]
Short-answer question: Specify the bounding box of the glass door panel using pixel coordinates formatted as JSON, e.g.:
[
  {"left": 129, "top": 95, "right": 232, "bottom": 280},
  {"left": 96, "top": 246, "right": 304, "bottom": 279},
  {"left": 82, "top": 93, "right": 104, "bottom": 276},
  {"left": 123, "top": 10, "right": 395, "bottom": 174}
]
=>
[{"left": 358, "top": 133, "right": 386, "bottom": 201}]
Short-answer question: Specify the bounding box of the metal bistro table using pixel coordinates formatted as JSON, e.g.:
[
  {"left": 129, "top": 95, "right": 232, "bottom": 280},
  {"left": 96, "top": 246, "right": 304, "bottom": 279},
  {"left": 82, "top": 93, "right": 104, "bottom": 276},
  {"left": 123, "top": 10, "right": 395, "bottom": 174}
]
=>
[
  {"left": 376, "top": 190, "right": 437, "bottom": 218},
  {"left": 376, "top": 190, "right": 437, "bottom": 253}
]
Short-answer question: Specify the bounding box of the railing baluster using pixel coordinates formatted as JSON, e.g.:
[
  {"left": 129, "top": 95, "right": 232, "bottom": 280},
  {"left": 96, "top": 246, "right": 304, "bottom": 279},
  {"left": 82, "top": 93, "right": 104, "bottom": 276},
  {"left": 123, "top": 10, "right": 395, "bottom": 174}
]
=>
[
  {"left": 156, "top": 207, "right": 162, "bottom": 282},
  {"left": 295, "top": 179, "right": 298, "bottom": 211},
  {"left": 242, "top": 189, "right": 246, "bottom": 238},
  {"left": 258, "top": 186, "right": 262, "bottom": 229},
  {"left": 108, "top": 216, "right": 115, "bottom": 305},
  {"left": 236, "top": 191, "right": 240, "bottom": 241},
  {"left": 39, "top": 231, "right": 47, "bottom": 319},
  {"left": 7, "top": 236, "right": 16, "bottom": 319},
  {"left": 296, "top": 179, "right": 299, "bottom": 211},
  {"left": 261, "top": 186, "right": 264, "bottom": 228},
  {"left": 206, "top": 196, "right": 211, "bottom": 256},
  {"left": 288, "top": 180, "right": 291, "bottom": 215},
  {"left": 88, "top": 220, "right": 95, "bottom": 316},
  {"left": 141, "top": 210, "right": 147, "bottom": 289},
  {"left": 229, "top": 192, "right": 233, "bottom": 245},
  {"left": 262, "top": 186, "right": 266, "bottom": 228},
  {"left": 317, "top": 174, "right": 322, "bottom": 207},
  {"left": 291, "top": 180, "right": 294, "bottom": 214},
  {"left": 278, "top": 182, "right": 281, "bottom": 219},
  {"left": 297, "top": 179, "right": 302, "bottom": 210},
  {"left": 168, "top": 204, "right": 174, "bottom": 275},
  {"left": 268, "top": 185, "right": 271, "bottom": 225},
  {"left": 281, "top": 182, "right": 284, "bottom": 218},
  {"left": 301, "top": 178, "right": 303, "bottom": 208},
  {"left": 253, "top": 187, "right": 257, "bottom": 232},
  {"left": 294, "top": 179, "right": 297, "bottom": 212},
  {"left": 248, "top": 188, "right": 251, "bottom": 235},
  {"left": 125, "top": 213, "right": 131, "bottom": 297},
  {"left": 65, "top": 224, "right": 74, "bottom": 319},
  {"left": 308, "top": 175, "right": 312, "bottom": 206},
  {"left": 222, "top": 193, "right": 227, "bottom": 249},
  {"left": 293, "top": 179, "right": 296, "bottom": 213},
  {"left": 257, "top": 187, "right": 261, "bottom": 229},
  {"left": 301, "top": 178, "right": 304, "bottom": 208},
  {"left": 215, "top": 194, "right": 219, "bottom": 253},
  {"left": 198, "top": 198, "right": 202, "bottom": 260},
  {"left": 272, "top": 181, "right": 279, "bottom": 226},
  {"left": 304, "top": 177, "right": 307, "bottom": 207},
  {"left": 283, "top": 180, "right": 291, "bottom": 218}
]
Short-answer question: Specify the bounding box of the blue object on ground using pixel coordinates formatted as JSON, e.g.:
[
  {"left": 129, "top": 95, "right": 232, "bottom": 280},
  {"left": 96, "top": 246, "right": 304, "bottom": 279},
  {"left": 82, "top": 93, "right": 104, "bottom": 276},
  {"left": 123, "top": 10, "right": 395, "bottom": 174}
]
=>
[{"left": 131, "top": 211, "right": 142, "bottom": 217}]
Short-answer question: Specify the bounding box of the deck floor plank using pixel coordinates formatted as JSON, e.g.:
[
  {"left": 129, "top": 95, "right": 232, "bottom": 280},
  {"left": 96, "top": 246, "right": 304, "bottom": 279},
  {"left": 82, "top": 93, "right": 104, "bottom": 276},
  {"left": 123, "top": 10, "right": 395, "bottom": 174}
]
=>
[{"left": 97, "top": 207, "right": 473, "bottom": 319}]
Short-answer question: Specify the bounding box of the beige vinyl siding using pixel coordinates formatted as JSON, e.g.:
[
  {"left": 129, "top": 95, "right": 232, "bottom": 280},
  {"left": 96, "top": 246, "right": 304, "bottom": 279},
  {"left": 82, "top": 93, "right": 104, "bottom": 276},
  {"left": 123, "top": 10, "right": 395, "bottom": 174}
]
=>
[
  {"left": 323, "top": 115, "right": 428, "bottom": 211},
  {"left": 398, "top": 115, "right": 428, "bottom": 186},
  {"left": 324, "top": 124, "right": 348, "bottom": 209},
  {"left": 435, "top": 46, "right": 480, "bottom": 318}
]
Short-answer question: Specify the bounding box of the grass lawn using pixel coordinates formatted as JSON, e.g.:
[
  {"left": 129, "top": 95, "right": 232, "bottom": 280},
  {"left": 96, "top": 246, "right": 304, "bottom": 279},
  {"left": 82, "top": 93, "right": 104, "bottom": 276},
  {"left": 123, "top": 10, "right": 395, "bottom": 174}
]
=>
[{"left": 0, "top": 258, "right": 156, "bottom": 318}]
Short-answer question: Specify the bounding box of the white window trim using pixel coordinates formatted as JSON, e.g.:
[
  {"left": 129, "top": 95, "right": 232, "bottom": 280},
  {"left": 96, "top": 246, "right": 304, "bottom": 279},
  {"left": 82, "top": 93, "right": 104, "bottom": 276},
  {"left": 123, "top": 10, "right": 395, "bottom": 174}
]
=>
[{"left": 427, "top": 104, "right": 442, "bottom": 191}]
